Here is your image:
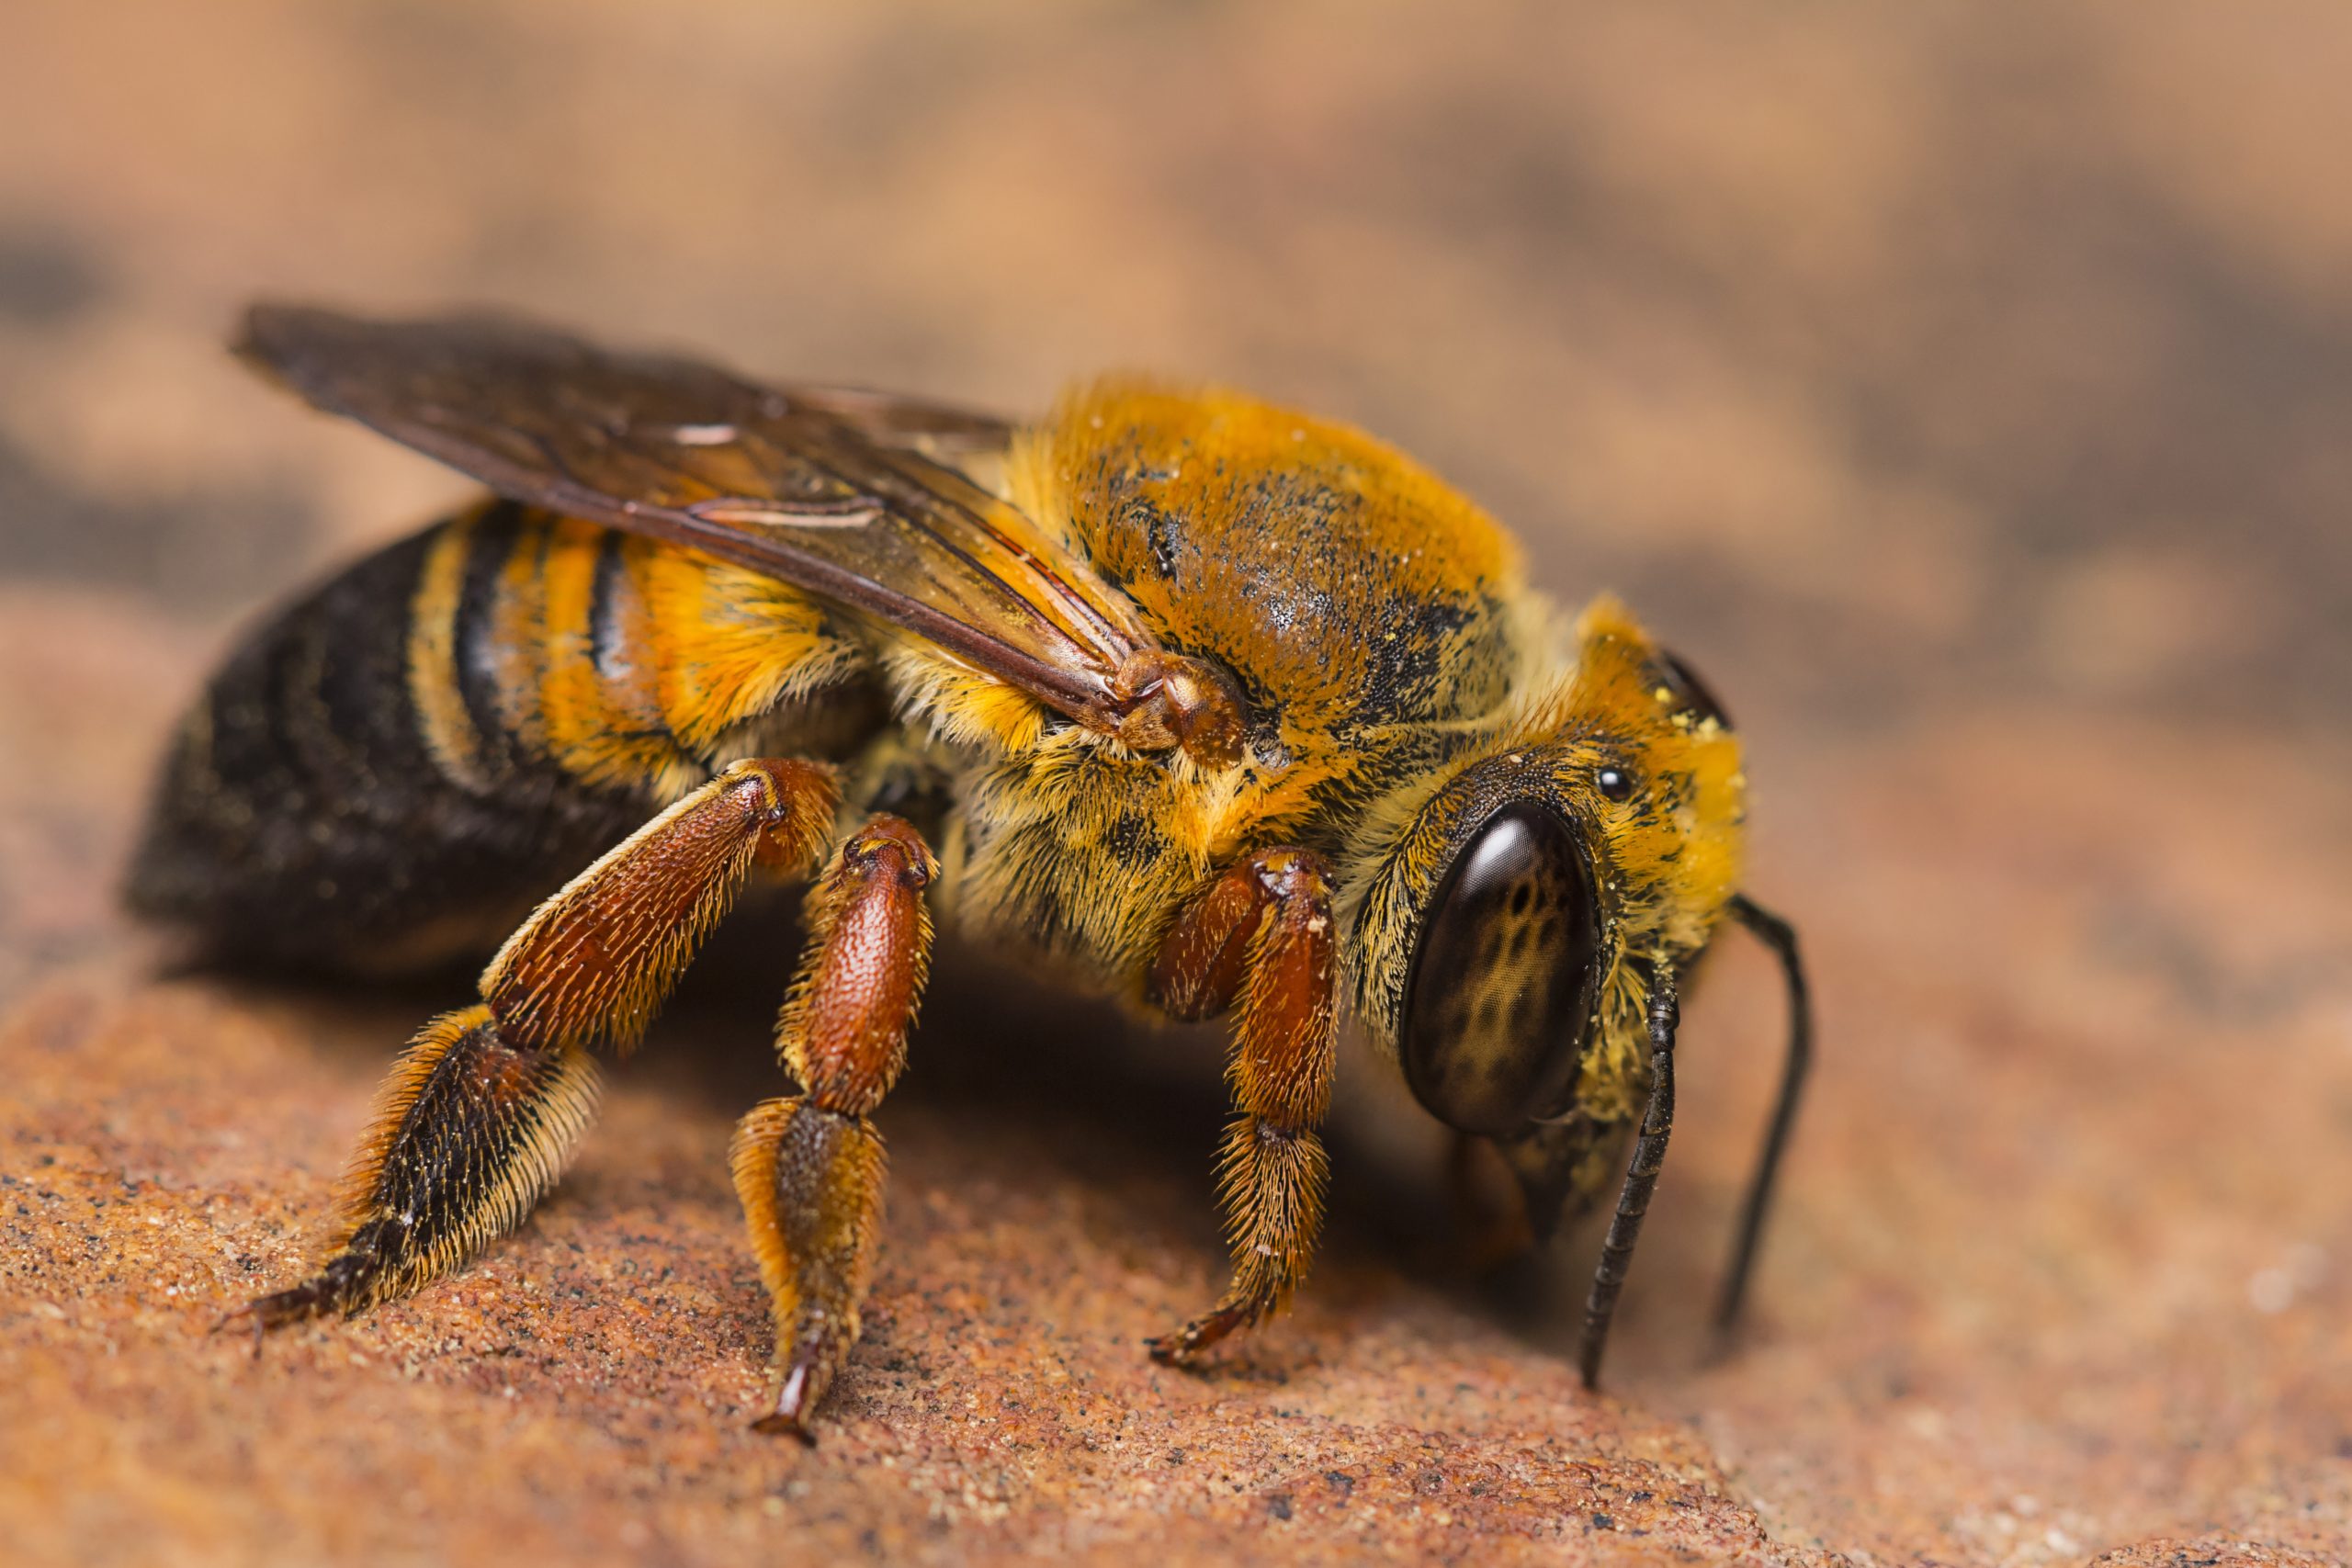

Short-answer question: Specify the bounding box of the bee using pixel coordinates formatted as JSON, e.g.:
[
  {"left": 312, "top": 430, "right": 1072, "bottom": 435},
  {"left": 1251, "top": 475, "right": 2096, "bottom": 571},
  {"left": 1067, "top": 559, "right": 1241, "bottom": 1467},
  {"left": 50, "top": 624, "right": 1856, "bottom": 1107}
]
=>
[{"left": 129, "top": 306, "right": 1811, "bottom": 1440}]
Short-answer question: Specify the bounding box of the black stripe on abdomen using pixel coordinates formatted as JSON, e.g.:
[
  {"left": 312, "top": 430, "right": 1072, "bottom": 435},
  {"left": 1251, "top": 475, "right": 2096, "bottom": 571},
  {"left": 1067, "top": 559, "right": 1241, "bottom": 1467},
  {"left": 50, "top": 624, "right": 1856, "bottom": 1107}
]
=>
[{"left": 124, "top": 513, "right": 650, "bottom": 972}]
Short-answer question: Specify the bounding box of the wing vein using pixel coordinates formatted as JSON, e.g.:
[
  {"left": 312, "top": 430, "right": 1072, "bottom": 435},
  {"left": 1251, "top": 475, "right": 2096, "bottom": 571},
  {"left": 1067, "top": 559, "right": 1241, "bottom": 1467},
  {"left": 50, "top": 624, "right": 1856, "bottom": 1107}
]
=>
[{"left": 238, "top": 304, "right": 1154, "bottom": 728}]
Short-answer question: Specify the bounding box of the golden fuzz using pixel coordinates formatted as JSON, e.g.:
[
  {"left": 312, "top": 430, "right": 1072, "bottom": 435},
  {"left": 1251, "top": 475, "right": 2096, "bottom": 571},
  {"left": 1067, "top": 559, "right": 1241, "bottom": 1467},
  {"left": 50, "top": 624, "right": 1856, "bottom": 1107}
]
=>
[{"left": 198, "top": 344, "right": 1775, "bottom": 1435}]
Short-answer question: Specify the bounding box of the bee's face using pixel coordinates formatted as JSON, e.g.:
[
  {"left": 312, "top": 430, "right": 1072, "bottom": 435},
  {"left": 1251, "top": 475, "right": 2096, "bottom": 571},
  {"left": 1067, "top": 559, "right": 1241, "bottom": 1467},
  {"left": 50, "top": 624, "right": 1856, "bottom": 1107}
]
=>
[{"left": 1347, "top": 598, "right": 1747, "bottom": 1157}]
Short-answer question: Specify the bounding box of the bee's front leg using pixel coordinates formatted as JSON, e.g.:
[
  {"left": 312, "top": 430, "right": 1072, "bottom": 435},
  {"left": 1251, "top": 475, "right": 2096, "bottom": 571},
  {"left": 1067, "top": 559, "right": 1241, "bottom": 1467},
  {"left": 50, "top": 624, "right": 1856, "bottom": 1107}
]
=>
[
  {"left": 1144, "top": 848, "right": 1337, "bottom": 1364},
  {"left": 729, "top": 815, "right": 935, "bottom": 1442}
]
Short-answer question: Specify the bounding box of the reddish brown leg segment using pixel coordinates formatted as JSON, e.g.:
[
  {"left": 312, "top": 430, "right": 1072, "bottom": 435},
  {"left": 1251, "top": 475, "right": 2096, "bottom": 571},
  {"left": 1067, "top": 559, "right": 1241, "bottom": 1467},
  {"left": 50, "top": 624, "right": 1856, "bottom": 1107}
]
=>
[
  {"left": 231, "top": 759, "right": 838, "bottom": 1331},
  {"left": 485, "top": 758, "right": 839, "bottom": 1052},
  {"left": 1145, "top": 848, "right": 1338, "bottom": 1364},
  {"left": 730, "top": 814, "right": 935, "bottom": 1441}
]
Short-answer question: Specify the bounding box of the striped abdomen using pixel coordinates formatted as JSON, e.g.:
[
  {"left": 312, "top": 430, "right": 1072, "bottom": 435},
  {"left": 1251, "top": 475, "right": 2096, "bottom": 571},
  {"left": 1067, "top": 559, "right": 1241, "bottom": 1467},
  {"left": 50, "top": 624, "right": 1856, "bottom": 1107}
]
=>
[{"left": 127, "top": 501, "right": 881, "bottom": 971}]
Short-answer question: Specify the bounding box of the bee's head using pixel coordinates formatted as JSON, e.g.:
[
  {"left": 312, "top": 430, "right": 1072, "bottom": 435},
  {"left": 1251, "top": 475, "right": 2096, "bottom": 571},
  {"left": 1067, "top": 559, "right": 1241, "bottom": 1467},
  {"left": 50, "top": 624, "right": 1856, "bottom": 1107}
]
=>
[{"left": 1347, "top": 598, "right": 1745, "bottom": 1217}]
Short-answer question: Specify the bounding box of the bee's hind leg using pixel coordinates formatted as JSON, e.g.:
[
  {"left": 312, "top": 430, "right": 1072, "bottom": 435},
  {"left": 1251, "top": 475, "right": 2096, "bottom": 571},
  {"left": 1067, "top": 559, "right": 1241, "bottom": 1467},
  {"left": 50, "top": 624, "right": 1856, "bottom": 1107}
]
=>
[
  {"left": 227, "top": 758, "right": 839, "bottom": 1335},
  {"left": 1143, "top": 847, "right": 1339, "bottom": 1365},
  {"left": 729, "top": 815, "right": 935, "bottom": 1442},
  {"left": 227, "top": 1005, "right": 601, "bottom": 1335}
]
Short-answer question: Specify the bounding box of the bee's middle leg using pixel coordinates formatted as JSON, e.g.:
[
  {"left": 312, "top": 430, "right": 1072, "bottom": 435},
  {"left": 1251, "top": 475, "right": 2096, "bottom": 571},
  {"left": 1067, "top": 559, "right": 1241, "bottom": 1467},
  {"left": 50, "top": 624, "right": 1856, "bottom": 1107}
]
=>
[
  {"left": 231, "top": 758, "right": 840, "bottom": 1332},
  {"left": 1144, "top": 847, "right": 1338, "bottom": 1365},
  {"left": 729, "top": 814, "right": 936, "bottom": 1441}
]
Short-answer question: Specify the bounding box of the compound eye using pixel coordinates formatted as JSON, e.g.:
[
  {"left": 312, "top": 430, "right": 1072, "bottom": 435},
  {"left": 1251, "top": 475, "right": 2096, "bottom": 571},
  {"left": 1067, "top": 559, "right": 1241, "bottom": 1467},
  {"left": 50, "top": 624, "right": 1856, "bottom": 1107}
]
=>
[
  {"left": 1401, "top": 802, "right": 1602, "bottom": 1135},
  {"left": 1655, "top": 648, "right": 1734, "bottom": 731}
]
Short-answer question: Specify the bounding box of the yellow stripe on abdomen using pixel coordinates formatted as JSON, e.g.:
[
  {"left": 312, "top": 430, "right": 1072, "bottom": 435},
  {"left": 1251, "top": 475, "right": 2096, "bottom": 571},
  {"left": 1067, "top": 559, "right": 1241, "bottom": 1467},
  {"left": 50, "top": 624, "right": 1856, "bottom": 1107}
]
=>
[
  {"left": 407, "top": 511, "right": 494, "bottom": 793},
  {"left": 405, "top": 502, "right": 871, "bottom": 803}
]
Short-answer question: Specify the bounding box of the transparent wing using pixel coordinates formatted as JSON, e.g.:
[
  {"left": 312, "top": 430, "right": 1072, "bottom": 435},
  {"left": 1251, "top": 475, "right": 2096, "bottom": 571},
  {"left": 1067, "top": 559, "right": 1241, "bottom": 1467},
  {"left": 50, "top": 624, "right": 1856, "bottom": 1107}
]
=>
[{"left": 238, "top": 304, "right": 1154, "bottom": 724}]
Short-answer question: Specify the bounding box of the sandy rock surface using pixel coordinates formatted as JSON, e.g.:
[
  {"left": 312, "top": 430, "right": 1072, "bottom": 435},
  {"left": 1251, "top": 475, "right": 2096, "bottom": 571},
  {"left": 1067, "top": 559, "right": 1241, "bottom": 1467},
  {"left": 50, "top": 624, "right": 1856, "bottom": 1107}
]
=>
[{"left": 4, "top": 6, "right": 2350, "bottom": 1564}]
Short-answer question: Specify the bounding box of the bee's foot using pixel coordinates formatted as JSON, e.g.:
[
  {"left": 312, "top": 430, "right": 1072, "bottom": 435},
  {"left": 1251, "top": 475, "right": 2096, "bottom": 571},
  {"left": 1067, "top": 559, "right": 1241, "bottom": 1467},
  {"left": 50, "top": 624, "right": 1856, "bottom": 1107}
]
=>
[
  {"left": 750, "top": 1358, "right": 821, "bottom": 1445},
  {"left": 214, "top": 1245, "right": 380, "bottom": 1348},
  {"left": 1143, "top": 1336, "right": 1193, "bottom": 1368},
  {"left": 1146, "top": 1303, "right": 1251, "bottom": 1368},
  {"left": 749, "top": 1411, "right": 819, "bottom": 1447},
  {"left": 212, "top": 1279, "right": 334, "bottom": 1359}
]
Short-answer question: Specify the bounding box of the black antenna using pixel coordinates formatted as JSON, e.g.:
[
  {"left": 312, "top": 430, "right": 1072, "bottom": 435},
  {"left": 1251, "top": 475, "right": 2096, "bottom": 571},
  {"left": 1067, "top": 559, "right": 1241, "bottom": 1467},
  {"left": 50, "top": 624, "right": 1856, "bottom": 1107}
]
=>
[
  {"left": 1712, "top": 893, "right": 1812, "bottom": 1345},
  {"left": 1577, "top": 966, "right": 1678, "bottom": 1389}
]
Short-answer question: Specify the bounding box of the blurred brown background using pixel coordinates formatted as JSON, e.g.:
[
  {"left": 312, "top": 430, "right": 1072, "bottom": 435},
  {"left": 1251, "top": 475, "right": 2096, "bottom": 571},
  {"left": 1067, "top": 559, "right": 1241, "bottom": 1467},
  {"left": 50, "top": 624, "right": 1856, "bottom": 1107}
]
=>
[{"left": 2, "top": 5, "right": 2348, "bottom": 1566}]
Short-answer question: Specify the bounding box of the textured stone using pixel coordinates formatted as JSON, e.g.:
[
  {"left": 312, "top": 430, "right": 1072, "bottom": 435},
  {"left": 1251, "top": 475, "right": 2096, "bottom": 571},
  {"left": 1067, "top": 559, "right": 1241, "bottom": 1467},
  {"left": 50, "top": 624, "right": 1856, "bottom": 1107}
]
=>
[{"left": 4, "top": 6, "right": 2351, "bottom": 1565}]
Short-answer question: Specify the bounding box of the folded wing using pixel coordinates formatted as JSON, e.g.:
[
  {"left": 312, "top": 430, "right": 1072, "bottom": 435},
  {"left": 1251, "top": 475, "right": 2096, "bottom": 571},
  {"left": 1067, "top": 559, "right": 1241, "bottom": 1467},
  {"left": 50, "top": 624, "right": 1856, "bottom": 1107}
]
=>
[{"left": 238, "top": 304, "right": 1162, "bottom": 730}]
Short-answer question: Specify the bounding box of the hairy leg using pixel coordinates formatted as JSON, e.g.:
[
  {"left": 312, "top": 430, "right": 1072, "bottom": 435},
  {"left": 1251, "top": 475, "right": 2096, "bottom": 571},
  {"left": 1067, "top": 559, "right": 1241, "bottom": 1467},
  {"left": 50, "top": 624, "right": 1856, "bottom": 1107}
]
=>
[
  {"left": 1144, "top": 847, "right": 1338, "bottom": 1364},
  {"left": 729, "top": 814, "right": 935, "bottom": 1440},
  {"left": 232, "top": 758, "right": 837, "bottom": 1329}
]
